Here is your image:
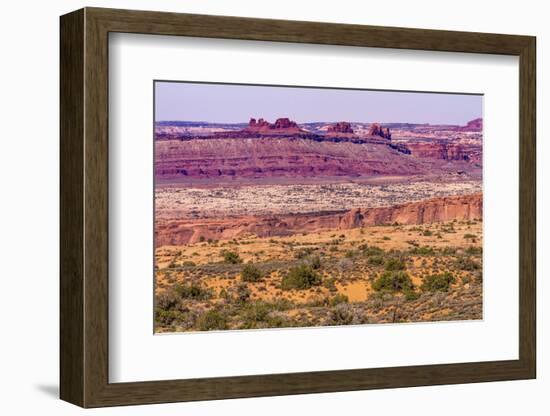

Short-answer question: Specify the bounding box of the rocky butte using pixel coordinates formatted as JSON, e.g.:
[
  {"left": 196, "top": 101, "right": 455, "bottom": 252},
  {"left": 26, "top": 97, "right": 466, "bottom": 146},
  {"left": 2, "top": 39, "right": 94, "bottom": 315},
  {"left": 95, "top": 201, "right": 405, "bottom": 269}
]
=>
[
  {"left": 457, "top": 117, "right": 483, "bottom": 132},
  {"left": 244, "top": 117, "right": 306, "bottom": 135},
  {"left": 327, "top": 121, "right": 354, "bottom": 134},
  {"left": 368, "top": 123, "right": 392, "bottom": 140}
]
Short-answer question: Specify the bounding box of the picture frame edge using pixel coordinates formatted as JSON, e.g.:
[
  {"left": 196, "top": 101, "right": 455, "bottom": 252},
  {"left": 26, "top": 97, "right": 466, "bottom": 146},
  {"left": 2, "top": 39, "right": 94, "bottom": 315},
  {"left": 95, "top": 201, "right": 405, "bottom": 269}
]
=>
[{"left": 59, "top": 7, "right": 537, "bottom": 408}]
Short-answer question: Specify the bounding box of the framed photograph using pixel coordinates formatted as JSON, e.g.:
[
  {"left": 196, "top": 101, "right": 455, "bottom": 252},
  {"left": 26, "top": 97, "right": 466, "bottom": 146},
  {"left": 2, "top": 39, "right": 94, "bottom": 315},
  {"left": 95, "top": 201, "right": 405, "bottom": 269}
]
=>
[{"left": 60, "top": 7, "right": 536, "bottom": 407}]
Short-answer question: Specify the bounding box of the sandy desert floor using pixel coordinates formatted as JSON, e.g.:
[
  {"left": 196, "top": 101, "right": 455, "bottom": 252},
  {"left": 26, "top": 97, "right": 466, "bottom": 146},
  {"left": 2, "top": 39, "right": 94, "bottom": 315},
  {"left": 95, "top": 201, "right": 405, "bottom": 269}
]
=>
[{"left": 155, "top": 219, "right": 482, "bottom": 332}]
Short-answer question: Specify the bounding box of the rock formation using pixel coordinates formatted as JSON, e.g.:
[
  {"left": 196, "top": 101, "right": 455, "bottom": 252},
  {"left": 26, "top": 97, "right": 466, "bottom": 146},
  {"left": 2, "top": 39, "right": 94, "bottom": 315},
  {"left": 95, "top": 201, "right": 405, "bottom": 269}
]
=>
[
  {"left": 245, "top": 117, "right": 304, "bottom": 134},
  {"left": 404, "top": 142, "right": 470, "bottom": 161},
  {"left": 327, "top": 122, "right": 354, "bottom": 134},
  {"left": 153, "top": 136, "right": 465, "bottom": 180},
  {"left": 458, "top": 118, "right": 483, "bottom": 132},
  {"left": 155, "top": 193, "right": 482, "bottom": 246},
  {"left": 368, "top": 123, "right": 391, "bottom": 140}
]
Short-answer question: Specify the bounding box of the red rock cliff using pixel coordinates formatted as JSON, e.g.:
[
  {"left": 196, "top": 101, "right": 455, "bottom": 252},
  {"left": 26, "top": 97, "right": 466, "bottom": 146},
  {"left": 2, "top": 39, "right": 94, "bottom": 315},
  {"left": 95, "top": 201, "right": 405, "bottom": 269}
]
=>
[{"left": 156, "top": 193, "right": 482, "bottom": 246}]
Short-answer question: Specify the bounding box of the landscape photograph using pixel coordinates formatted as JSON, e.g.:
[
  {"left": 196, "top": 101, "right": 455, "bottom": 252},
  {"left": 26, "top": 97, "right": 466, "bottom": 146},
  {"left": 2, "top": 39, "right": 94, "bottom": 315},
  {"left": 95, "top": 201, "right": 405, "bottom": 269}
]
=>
[{"left": 154, "top": 81, "right": 483, "bottom": 333}]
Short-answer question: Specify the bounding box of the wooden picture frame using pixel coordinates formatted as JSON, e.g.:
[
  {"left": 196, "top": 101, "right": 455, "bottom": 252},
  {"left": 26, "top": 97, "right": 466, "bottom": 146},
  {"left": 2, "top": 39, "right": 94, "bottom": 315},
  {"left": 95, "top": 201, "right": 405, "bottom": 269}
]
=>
[{"left": 60, "top": 7, "right": 536, "bottom": 408}]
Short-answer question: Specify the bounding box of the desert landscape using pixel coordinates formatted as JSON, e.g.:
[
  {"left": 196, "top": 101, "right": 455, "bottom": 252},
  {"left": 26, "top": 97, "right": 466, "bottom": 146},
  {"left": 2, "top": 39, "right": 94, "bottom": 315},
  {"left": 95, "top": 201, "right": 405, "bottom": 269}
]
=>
[{"left": 154, "top": 82, "right": 483, "bottom": 332}]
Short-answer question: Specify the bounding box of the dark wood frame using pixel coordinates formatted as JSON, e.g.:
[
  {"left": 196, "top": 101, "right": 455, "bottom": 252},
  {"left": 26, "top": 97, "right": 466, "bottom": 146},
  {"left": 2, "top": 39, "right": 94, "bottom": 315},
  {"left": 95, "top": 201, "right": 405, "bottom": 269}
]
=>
[{"left": 60, "top": 7, "right": 536, "bottom": 408}]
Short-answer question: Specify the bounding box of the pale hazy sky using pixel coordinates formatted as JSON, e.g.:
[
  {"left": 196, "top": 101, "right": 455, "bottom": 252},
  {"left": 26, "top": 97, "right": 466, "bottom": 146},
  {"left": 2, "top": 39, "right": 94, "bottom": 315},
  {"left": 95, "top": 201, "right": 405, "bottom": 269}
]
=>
[{"left": 155, "top": 81, "right": 482, "bottom": 125}]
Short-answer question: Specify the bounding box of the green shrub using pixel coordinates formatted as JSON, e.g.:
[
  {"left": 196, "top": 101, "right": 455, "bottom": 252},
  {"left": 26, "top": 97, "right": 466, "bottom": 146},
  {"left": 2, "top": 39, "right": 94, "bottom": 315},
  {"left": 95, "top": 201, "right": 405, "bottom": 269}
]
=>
[
  {"left": 232, "top": 283, "right": 251, "bottom": 304},
  {"left": 329, "top": 293, "right": 349, "bottom": 306},
  {"left": 294, "top": 247, "right": 314, "bottom": 259},
  {"left": 363, "top": 246, "right": 384, "bottom": 256},
  {"left": 441, "top": 247, "right": 457, "bottom": 255},
  {"left": 454, "top": 256, "right": 481, "bottom": 271},
  {"left": 372, "top": 271, "right": 414, "bottom": 292},
  {"left": 323, "top": 277, "right": 337, "bottom": 291},
  {"left": 156, "top": 291, "right": 178, "bottom": 310},
  {"left": 329, "top": 305, "right": 354, "bottom": 325},
  {"left": 239, "top": 301, "right": 294, "bottom": 329},
  {"left": 197, "top": 309, "right": 228, "bottom": 331},
  {"left": 241, "top": 263, "right": 262, "bottom": 282},
  {"left": 465, "top": 246, "right": 483, "bottom": 255},
  {"left": 281, "top": 264, "right": 321, "bottom": 290},
  {"left": 409, "top": 246, "right": 435, "bottom": 256},
  {"left": 241, "top": 301, "right": 271, "bottom": 326},
  {"left": 384, "top": 257, "right": 406, "bottom": 271},
  {"left": 173, "top": 283, "right": 212, "bottom": 300},
  {"left": 222, "top": 250, "right": 242, "bottom": 264},
  {"left": 308, "top": 255, "right": 322, "bottom": 270},
  {"left": 404, "top": 288, "right": 420, "bottom": 301},
  {"left": 367, "top": 255, "right": 384, "bottom": 266},
  {"left": 155, "top": 308, "right": 185, "bottom": 326},
  {"left": 421, "top": 272, "right": 456, "bottom": 292}
]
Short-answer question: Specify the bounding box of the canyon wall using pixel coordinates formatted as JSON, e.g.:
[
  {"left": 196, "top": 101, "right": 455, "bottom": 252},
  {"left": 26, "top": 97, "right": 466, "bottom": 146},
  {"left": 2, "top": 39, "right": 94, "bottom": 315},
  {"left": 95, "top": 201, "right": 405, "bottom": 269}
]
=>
[{"left": 155, "top": 193, "right": 482, "bottom": 246}]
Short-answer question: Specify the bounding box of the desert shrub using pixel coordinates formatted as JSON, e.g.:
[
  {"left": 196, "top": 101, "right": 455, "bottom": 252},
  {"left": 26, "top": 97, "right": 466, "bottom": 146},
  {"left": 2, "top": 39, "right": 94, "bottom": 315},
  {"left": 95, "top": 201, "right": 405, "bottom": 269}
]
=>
[
  {"left": 382, "top": 236, "right": 391, "bottom": 241},
  {"left": 181, "top": 260, "right": 196, "bottom": 267},
  {"left": 265, "top": 314, "right": 291, "bottom": 328},
  {"left": 294, "top": 247, "right": 315, "bottom": 259},
  {"left": 367, "top": 255, "right": 384, "bottom": 266},
  {"left": 404, "top": 288, "right": 420, "bottom": 301},
  {"left": 329, "top": 293, "right": 349, "bottom": 306},
  {"left": 156, "top": 291, "right": 178, "bottom": 310},
  {"left": 199, "top": 236, "right": 206, "bottom": 242},
  {"left": 421, "top": 272, "right": 456, "bottom": 292},
  {"left": 241, "top": 263, "right": 262, "bottom": 282},
  {"left": 464, "top": 233, "right": 476, "bottom": 239},
  {"left": 329, "top": 304, "right": 354, "bottom": 325},
  {"left": 197, "top": 309, "right": 228, "bottom": 331},
  {"left": 454, "top": 256, "right": 481, "bottom": 271},
  {"left": 241, "top": 301, "right": 271, "bottom": 326},
  {"left": 222, "top": 250, "right": 242, "bottom": 264},
  {"left": 384, "top": 257, "right": 406, "bottom": 271},
  {"left": 308, "top": 255, "right": 322, "bottom": 270},
  {"left": 465, "top": 246, "right": 483, "bottom": 255},
  {"left": 329, "top": 246, "right": 338, "bottom": 252},
  {"left": 372, "top": 271, "right": 414, "bottom": 292},
  {"left": 422, "top": 230, "right": 433, "bottom": 236},
  {"left": 441, "top": 224, "right": 456, "bottom": 233},
  {"left": 240, "top": 300, "right": 294, "bottom": 329},
  {"left": 231, "top": 283, "right": 251, "bottom": 304},
  {"left": 363, "top": 246, "right": 384, "bottom": 256},
  {"left": 323, "top": 277, "right": 337, "bottom": 292},
  {"left": 441, "top": 247, "right": 457, "bottom": 255},
  {"left": 281, "top": 264, "right": 321, "bottom": 290},
  {"left": 155, "top": 309, "right": 186, "bottom": 326},
  {"left": 345, "top": 250, "right": 356, "bottom": 258},
  {"left": 173, "top": 283, "right": 212, "bottom": 300},
  {"left": 409, "top": 246, "right": 435, "bottom": 256}
]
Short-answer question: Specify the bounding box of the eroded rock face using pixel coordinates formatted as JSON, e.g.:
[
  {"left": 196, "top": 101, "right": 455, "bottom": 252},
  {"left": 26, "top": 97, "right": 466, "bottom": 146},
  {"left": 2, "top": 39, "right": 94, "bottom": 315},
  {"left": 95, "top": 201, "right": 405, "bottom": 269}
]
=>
[
  {"left": 368, "top": 123, "right": 391, "bottom": 140},
  {"left": 246, "top": 117, "right": 302, "bottom": 133},
  {"left": 327, "top": 122, "right": 354, "bottom": 134},
  {"left": 458, "top": 118, "right": 483, "bottom": 132},
  {"left": 404, "top": 142, "right": 470, "bottom": 161},
  {"left": 154, "top": 137, "right": 439, "bottom": 180},
  {"left": 155, "top": 193, "right": 482, "bottom": 246}
]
